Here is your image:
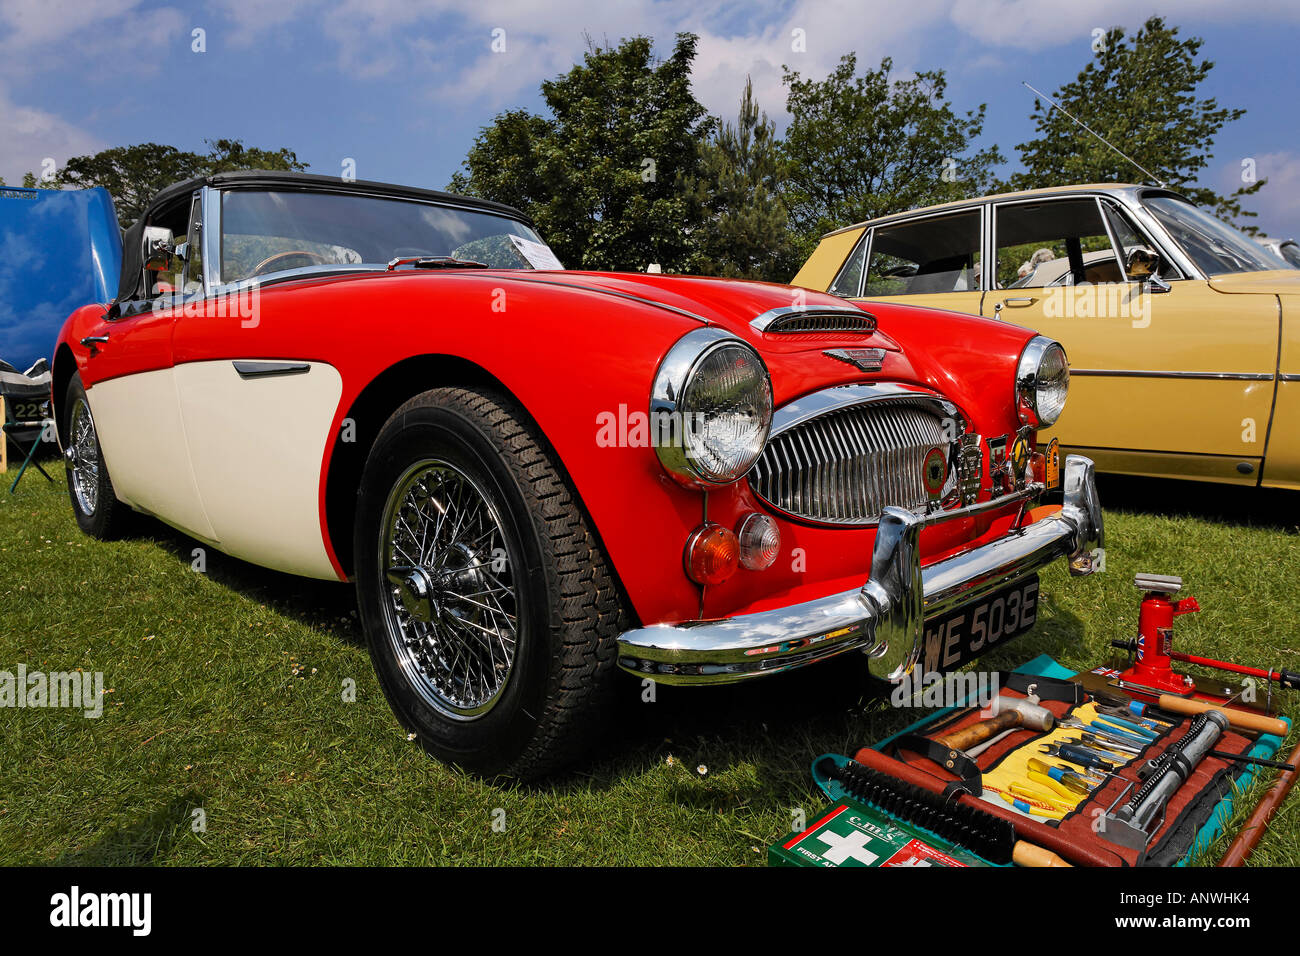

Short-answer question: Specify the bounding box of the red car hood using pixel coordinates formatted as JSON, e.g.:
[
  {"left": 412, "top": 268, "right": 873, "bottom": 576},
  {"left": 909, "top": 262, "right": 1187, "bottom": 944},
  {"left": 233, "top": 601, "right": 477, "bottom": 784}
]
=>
[
  {"left": 542, "top": 271, "right": 847, "bottom": 330},
  {"left": 524, "top": 271, "right": 1035, "bottom": 426}
]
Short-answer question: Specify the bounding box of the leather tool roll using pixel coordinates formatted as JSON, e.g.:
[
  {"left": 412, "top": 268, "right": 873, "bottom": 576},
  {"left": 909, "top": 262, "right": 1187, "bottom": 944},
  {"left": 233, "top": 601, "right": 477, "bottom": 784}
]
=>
[{"left": 852, "top": 745, "right": 1127, "bottom": 868}]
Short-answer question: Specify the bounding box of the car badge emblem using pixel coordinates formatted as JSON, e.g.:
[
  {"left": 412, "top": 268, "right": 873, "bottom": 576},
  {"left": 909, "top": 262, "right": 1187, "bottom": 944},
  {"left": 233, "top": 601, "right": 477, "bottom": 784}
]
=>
[
  {"left": 1044, "top": 438, "right": 1061, "bottom": 489},
  {"left": 922, "top": 447, "right": 947, "bottom": 501},
  {"left": 823, "top": 348, "right": 886, "bottom": 372}
]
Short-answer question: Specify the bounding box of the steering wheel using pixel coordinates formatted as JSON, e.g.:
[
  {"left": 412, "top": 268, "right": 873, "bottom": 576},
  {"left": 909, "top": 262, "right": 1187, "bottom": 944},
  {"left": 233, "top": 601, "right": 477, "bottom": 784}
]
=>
[{"left": 249, "top": 249, "right": 332, "bottom": 276}]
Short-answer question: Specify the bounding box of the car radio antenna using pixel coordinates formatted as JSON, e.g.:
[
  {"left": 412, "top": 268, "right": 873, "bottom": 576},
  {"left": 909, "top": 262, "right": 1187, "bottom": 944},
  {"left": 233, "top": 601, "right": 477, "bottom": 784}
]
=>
[{"left": 1022, "top": 81, "right": 1166, "bottom": 188}]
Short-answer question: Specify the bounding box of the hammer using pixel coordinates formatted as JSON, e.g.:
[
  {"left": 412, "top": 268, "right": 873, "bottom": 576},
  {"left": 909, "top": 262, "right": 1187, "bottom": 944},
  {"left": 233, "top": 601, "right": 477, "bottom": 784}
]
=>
[{"left": 935, "top": 695, "right": 1055, "bottom": 757}]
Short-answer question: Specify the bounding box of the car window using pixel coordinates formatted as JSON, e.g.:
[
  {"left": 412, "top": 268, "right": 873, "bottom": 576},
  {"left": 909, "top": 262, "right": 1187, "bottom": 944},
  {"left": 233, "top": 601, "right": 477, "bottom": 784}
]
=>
[
  {"left": 862, "top": 211, "right": 981, "bottom": 296},
  {"left": 182, "top": 196, "right": 204, "bottom": 295},
  {"left": 1142, "top": 195, "right": 1280, "bottom": 276},
  {"left": 145, "top": 196, "right": 196, "bottom": 299},
  {"left": 994, "top": 198, "right": 1122, "bottom": 289},
  {"left": 1100, "top": 200, "right": 1179, "bottom": 282},
  {"left": 829, "top": 232, "right": 867, "bottom": 296},
  {"left": 219, "top": 189, "right": 549, "bottom": 284}
]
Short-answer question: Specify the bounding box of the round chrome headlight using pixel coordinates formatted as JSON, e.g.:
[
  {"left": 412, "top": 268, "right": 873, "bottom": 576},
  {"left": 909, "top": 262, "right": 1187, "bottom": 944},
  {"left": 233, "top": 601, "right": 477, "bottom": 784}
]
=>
[
  {"left": 652, "top": 328, "right": 773, "bottom": 486},
  {"left": 1016, "top": 336, "right": 1069, "bottom": 427}
]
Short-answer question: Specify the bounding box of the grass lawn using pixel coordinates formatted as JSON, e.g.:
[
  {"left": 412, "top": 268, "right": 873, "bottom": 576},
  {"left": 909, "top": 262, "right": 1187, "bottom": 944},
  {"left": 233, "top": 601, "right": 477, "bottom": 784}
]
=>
[{"left": 1, "top": 463, "right": 1297, "bottom": 866}]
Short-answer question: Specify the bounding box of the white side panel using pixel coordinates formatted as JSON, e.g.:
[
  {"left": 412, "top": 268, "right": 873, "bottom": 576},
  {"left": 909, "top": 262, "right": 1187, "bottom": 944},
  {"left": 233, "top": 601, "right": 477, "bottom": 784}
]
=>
[
  {"left": 87, "top": 370, "right": 218, "bottom": 541},
  {"left": 174, "top": 360, "right": 342, "bottom": 579}
]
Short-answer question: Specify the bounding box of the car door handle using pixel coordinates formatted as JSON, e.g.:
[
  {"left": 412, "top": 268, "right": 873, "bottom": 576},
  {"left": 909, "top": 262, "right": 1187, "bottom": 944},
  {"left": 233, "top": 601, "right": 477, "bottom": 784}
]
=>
[
  {"left": 80, "top": 335, "right": 110, "bottom": 347},
  {"left": 1000, "top": 297, "right": 1037, "bottom": 307},
  {"left": 232, "top": 361, "right": 310, "bottom": 379}
]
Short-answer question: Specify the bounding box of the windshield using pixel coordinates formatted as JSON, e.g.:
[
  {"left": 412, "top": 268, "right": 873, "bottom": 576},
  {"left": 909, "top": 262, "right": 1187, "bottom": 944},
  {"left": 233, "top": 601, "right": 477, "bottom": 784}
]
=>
[
  {"left": 1142, "top": 195, "right": 1281, "bottom": 276},
  {"left": 219, "top": 189, "right": 556, "bottom": 283}
]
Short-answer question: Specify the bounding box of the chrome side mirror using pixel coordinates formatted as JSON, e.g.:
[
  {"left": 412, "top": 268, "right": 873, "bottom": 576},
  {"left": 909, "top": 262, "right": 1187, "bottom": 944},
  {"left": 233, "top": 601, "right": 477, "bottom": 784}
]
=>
[
  {"left": 1143, "top": 273, "right": 1171, "bottom": 294},
  {"left": 142, "top": 226, "right": 175, "bottom": 272}
]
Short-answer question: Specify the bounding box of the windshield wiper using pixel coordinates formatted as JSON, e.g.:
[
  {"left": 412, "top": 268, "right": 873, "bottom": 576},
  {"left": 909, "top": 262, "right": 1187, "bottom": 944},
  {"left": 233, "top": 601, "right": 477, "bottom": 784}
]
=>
[{"left": 386, "top": 256, "right": 490, "bottom": 271}]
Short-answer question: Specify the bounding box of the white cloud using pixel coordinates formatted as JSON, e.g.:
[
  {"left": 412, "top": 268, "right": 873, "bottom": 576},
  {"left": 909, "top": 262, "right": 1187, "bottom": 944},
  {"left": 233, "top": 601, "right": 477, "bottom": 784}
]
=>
[
  {"left": 0, "top": 0, "right": 184, "bottom": 71},
  {"left": 949, "top": 0, "right": 1300, "bottom": 50},
  {"left": 0, "top": 87, "right": 104, "bottom": 185},
  {"left": 1219, "top": 151, "right": 1300, "bottom": 238},
  {"left": 0, "top": 0, "right": 140, "bottom": 49}
]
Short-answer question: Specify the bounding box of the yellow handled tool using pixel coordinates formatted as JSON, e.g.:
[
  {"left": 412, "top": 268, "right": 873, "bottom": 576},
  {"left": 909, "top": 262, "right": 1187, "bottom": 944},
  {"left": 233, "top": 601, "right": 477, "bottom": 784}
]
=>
[
  {"left": 998, "top": 791, "right": 1066, "bottom": 820},
  {"left": 1009, "top": 783, "right": 1075, "bottom": 812}
]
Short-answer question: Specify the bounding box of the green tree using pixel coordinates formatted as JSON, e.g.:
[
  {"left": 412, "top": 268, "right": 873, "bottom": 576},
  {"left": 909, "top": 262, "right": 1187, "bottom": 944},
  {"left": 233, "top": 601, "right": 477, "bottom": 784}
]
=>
[
  {"left": 1011, "top": 17, "right": 1260, "bottom": 227},
  {"left": 20, "top": 171, "right": 60, "bottom": 189},
  {"left": 781, "top": 54, "right": 1004, "bottom": 256},
  {"left": 685, "top": 77, "right": 797, "bottom": 282},
  {"left": 448, "top": 110, "right": 551, "bottom": 214},
  {"left": 53, "top": 139, "right": 307, "bottom": 224},
  {"left": 450, "top": 33, "right": 712, "bottom": 271}
]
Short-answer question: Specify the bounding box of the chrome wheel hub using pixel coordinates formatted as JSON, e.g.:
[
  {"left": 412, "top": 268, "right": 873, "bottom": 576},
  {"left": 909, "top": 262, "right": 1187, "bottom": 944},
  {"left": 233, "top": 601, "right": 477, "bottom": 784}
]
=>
[
  {"left": 378, "top": 460, "right": 520, "bottom": 720},
  {"left": 68, "top": 398, "right": 100, "bottom": 515}
]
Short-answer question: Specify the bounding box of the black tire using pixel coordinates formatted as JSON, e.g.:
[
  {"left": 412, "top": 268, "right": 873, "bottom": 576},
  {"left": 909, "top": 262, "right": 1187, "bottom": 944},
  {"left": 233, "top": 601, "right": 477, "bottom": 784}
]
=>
[
  {"left": 63, "top": 375, "right": 130, "bottom": 539},
  {"left": 354, "top": 387, "right": 627, "bottom": 779}
]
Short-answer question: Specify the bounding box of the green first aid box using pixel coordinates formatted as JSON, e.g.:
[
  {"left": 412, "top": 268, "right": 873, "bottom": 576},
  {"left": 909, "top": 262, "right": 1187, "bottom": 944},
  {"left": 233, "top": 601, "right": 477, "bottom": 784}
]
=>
[{"left": 769, "top": 800, "right": 988, "bottom": 868}]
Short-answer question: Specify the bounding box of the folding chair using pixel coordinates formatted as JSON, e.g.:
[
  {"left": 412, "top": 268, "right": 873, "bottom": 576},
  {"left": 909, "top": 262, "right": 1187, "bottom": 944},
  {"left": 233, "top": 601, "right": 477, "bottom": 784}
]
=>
[{"left": 1, "top": 395, "right": 55, "bottom": 492}]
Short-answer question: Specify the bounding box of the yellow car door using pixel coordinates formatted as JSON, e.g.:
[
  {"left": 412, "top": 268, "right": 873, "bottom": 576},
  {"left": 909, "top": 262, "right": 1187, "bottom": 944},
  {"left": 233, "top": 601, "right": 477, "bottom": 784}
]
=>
[{"left": 981, "top": 196, "right": 1277, "bottom": 484}]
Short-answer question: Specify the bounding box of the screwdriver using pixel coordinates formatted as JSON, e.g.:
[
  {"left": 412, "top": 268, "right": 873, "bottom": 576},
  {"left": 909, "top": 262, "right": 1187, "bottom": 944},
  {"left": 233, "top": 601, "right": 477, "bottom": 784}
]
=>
[
  {"left": 1028, "top": 757, "right": 1095, "bottom": 796},
  {"left": 1037, "top": 742, "right": 1120, "bottom": 773}
]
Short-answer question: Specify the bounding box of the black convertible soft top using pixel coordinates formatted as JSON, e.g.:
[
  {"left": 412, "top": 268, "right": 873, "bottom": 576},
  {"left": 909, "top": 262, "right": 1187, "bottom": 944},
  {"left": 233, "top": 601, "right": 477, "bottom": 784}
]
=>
[{"left": 114, "top": 170, "right": 532, "bottom": 304}]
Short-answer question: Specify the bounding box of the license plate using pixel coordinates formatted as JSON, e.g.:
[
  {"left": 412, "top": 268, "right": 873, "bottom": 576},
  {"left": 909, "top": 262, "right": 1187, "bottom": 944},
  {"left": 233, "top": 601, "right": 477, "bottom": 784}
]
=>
[{"left": 918, "top": 575, "right": 1040, "bottom": 675}]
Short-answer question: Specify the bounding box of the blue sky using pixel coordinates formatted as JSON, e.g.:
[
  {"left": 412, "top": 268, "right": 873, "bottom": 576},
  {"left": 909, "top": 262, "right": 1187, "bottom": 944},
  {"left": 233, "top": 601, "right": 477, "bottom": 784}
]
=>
[{"left": 2, "top": 0, "right": 1298, "bottom": 236}]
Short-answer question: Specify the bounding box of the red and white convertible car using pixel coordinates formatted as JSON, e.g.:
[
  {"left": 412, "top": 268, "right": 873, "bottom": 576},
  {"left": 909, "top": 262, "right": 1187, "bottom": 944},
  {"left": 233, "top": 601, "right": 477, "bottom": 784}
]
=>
[{"left": 53, "top": 171, "right": 1103, "bottom": 777}]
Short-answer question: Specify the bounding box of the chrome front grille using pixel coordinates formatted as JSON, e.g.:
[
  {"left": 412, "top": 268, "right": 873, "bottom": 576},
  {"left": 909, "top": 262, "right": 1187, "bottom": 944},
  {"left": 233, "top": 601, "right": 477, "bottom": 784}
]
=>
[{"left": 747, "top": 398, "right": 953, "bottom": 524}]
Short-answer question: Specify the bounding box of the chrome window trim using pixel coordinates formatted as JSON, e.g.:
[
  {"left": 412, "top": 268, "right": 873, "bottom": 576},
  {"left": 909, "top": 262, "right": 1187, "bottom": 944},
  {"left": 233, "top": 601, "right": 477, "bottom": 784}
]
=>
[
  {"left": 989, "top": 192, "right": 1199, "bottom": 290},
  {"left": 209, "top": 264, "right": 386, "bottom": 300},
  {"left": 826, "top": 229, "right": 870, "bottom": 298},
  {"left": 858, "top": 227, "right": 872, "bottom": 297},
  {"left": 1095, "top": 195, "right": 1126, "bottom": 279},
  {"left": 201, "top": 184, "right": 551, "bottom": 294},
  {"left": 979, "top": 201, "right": 992, "bottom": 293},
  {"left": 1117, "top": 190, "right": 1204, "bottom": 281},
  {"left": 1097, "top": 196, "right": 1189, "bottom": 282},
  {"left": 855, "top": 205, "right": 985, "bottom": 299},
  {"left": 200, "top": 185, "right": 221, "bottom": 291},
  {"left": 1070, "top": 368, "right": 1274, "bottom": 381}
]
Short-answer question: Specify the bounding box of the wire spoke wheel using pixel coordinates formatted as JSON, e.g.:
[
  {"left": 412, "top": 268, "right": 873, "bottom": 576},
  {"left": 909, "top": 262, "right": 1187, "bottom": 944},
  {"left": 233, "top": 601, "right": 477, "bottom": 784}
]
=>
[
  {"left": 378, "top": 459, "right": 520, "bottom": 720},
  {"left": 68, "top": 397, "right": 100, "bottom": 515}
]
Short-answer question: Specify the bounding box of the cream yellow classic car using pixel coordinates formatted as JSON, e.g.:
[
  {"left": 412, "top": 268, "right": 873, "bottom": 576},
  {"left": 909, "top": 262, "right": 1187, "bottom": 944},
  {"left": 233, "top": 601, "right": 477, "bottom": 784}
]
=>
[{"left": 793, "top": 184, "right": 1300, "bottom": 489}]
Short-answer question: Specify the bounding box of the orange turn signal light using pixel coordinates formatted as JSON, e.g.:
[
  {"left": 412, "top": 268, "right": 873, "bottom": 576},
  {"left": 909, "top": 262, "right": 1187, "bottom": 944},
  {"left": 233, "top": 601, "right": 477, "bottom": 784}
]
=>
[{"left": 684, "top": 522, "right": 739, "bottom": 585}]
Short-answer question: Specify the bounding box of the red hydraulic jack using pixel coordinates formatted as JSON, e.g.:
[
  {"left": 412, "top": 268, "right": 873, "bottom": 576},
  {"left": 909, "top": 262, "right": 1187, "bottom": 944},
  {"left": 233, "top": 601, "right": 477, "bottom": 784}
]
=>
[{"left": 1112, "top": 573, "right": 1300, "bottom": 696}]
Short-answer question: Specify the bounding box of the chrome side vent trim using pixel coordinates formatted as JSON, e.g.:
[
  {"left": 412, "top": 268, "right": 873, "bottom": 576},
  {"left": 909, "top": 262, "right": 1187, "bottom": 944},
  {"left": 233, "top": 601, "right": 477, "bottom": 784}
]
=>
[
  {"left": 751, "top": 305, "right": 877, "bottom": 334},
  {"left": 747, "top": 395, "right": 957, "bottom": 526}
]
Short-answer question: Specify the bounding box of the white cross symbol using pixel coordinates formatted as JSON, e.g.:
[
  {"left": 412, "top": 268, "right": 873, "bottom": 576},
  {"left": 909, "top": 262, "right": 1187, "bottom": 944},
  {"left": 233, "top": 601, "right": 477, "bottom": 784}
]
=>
[{"left": 814, "top": 829, "right": 879, "bottom": 865}]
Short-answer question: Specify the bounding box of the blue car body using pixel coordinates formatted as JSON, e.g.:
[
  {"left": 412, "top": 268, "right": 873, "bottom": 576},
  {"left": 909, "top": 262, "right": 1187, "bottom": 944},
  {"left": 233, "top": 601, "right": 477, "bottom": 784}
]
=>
[{"left": 0, "top": 186, "right": 121, "bottom": 372}]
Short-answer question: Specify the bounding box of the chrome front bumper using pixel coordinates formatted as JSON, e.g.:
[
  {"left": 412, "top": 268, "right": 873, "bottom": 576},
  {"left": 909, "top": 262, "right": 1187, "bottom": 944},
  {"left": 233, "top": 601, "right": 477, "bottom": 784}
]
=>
[{"left": 617, "top": 455, "right": 1104, "bottom": 685}]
